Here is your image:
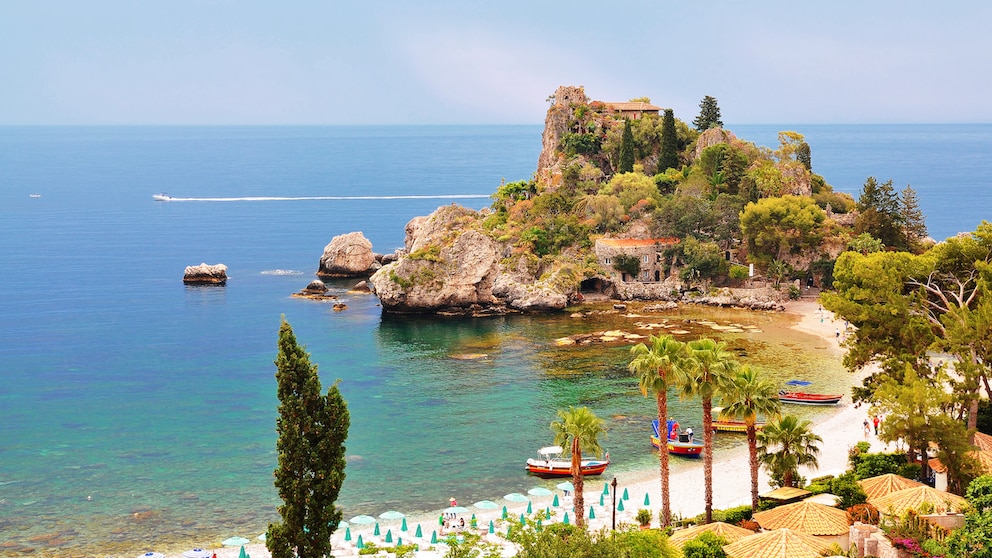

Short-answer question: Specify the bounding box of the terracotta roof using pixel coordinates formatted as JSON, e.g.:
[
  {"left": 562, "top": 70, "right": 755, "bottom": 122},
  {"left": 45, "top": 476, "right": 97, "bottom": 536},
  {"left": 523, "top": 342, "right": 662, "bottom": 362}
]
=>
[
  {"left": 974, "top": 431, "right": 992, "bottom": 452},
  {"left": 596, "top": 237, "right": 680, "bottom": 248},
  {"left": 857, "top": 473, "right": 926, "bottom": 500},
  {"left": 868, "top": 485, "right": 967, "bottom": 516},
  {"left": 752, "top": 500, "right": 851, "bottom": 536},
  {"left": 760, "top": 487, "right": 812, "bottom": 501},
  {"left": 668, "top": 521, "right": 754, "bottom": 547},
  {"left": 723, "top": 528, "right": 834, "bottom": 558},
  {"left": 605, "top": 101, "right": 661, "bottom": 112},
  {"left": 930, "top": 449, "right": 992, "bottom": 475}
]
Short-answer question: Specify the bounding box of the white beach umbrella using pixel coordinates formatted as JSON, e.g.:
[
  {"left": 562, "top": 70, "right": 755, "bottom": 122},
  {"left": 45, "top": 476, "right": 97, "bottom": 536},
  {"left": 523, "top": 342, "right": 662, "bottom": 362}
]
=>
[
  {"left": 182, "top": 549, "right": 212, "bottom": 558},
  {"left": 136, "top": 553, "right": 165, "bottom": 558}
]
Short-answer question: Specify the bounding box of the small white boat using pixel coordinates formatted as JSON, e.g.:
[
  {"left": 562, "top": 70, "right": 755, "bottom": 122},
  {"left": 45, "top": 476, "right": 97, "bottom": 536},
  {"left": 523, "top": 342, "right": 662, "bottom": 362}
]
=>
[
  {"left": 525, "top": 445, "right": 610, "bottom": 477},
  {"left": 29, "top": 193, "right": 41, "bottom": 198},
  {"left": 152, "top": 193, "right": 172, "bottom": 201}
]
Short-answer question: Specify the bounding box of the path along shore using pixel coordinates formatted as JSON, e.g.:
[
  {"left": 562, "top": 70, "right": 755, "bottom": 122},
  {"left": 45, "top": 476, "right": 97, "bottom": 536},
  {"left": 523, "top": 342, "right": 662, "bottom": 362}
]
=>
[{"left": 160, "top": 300, "right": 889, "bottom": 558}]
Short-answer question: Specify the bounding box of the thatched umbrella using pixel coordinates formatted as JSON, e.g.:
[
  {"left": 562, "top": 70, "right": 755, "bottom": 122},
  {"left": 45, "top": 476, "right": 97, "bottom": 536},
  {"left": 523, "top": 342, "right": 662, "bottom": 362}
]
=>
[
  {"left": 667, "top": 521, "right": 754, "bottom": 548},
  {"left": 723, "top": 528, "right": 834, "bottom": 558},
  {"left": 752, "top": 500, "right": 851, "bottom": 536},
  {"left": 857, "top": 473, "right": 926, "bottom": 501},
  {"left": 868, "top": 485, "right": 967, "bottom": 516}
]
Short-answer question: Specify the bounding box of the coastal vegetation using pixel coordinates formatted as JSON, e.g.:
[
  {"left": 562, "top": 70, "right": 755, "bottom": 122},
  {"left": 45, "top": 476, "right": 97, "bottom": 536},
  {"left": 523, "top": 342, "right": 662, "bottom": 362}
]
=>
[
  {"left": 550, "top": 406, "right": 607, "bottom": 530},
  {"left": 267, "top": 318, "right": 350, "bottom": 558}
]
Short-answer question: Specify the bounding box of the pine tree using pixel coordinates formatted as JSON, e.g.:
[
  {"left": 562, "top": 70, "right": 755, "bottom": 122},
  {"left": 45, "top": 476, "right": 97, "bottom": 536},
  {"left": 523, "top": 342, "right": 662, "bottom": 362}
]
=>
[
  {"left": 267, "top": 318, "right": 350, "bottom": 558},
  {"left": 618, "top": 119, "right": 635, "bottom": 173},
  {"left": 796, "top": 141, "right": 812, "bottom": 171},
  {"left": 658, "top": 109, "right": 679, "bottom": 173},
  {"left": 855, "top": 177, "right": 907, "bottom": 250},
  {"left": 900, "top": 184, "right": 928, "bottom": 249},
  {"left": 692, "top": 95, "right": 723, "bottom": 132}
]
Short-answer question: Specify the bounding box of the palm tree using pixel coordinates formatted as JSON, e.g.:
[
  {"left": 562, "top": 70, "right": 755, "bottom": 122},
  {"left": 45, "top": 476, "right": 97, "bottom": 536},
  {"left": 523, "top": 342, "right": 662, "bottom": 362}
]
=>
[
  {"left": 678, "top": 337, "right": 739, "bottom": 523},
  {"left": 757, "top": 414, "right": 823, "bottom": 488},
  {"left": 551, "top": 406, "right": 606, "bottom": 530},
  {"left": 719, "top": 365, "right": 781, "bottom": 512},
  {"left": 628, "top": 334, "right": 687, "bottom": 527}
]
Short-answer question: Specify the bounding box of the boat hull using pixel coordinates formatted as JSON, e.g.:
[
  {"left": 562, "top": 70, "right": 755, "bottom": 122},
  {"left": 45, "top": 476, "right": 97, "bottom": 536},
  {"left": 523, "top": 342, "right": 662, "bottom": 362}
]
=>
[
  {"left": 778, "top": 391, "right": 843, "bottom": 405},
  {"left": 525, "top": 459, "right": 610, "bottom": 477},
  {"left": 651, "top": 436, "right": 703, "bottom": 456},
  {"left": 711, "top": 421, "right": 765, "bottom": 433}
]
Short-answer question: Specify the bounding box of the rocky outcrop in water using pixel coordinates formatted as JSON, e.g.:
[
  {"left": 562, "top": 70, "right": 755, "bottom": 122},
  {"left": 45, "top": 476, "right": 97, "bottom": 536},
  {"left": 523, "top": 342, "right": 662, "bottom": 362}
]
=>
[
  {"left": 317, "top": 231, "right": 381, "bottom": 278},
  {"left": 183, "top": 263, "right": 227, "bottom": 285}
]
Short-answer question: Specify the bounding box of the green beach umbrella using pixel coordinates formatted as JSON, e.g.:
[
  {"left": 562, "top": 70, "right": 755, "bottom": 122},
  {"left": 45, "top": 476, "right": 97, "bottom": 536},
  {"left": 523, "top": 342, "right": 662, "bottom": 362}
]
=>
[
  {"left": 622, "top": 488, "right": 629, "bottom": 500},
  {"left": 536, "top": 518, "right": 543, "bottom": 531},
  {"left": 545, "top": 507, "right": 551, "bottom": 520},
  {"left": 488, "top": 520, "right": 494, "bottom": 534},
  {"left": 415, "top": 524, "right": 422, "bottom": 538},
  {"left": 599, "top": 493, "right": 604, "bottom": 506},
  {"left": 344, "top": 527, "right": 352, "bottom": 541},
  {"left": 401, "top": 517, "right": 408, "bottom": 532},
  {"left": 602, "top": 482, "right": 610, "bottom": 495},
  {"left": 563, "top": 512, "right": 570, "bottom": 525},
  {"left": 589, "top": 506, "right": 595, "bottom": 519},
  {"left": 643, "top": 492, "right": 650, "bottom": 506},
  {"left": 238, "top": 547, "right": 247, "bottom": 558},
  {"left": 385, "top": 529, "right": 393, "bottom": 543},
  {"left": 520, "top": 512, "right": 526, "bottom": 525},
  {"left": 618, "top": 499, "right": 625, "bottom": 512},
  {"left": 373, "top": 523, "right": 380, "bottom": 536},
  {"left": 430, "top": 530, "right": 437, "bottom": 544},
  {"left": 356, "top": 534, "right": 365, "bottom": 549},
  {"left": 501, "top": 505, "right": 508, "bottom": 519},
  {"left": 397, "top": 537, "right": 402, "bottom": 546},
  {"left": 526, "top": 501, "right": 532, "bottom": 514},
  {"left": 552, "top": 494, "right": 560, "bottom": 507}
]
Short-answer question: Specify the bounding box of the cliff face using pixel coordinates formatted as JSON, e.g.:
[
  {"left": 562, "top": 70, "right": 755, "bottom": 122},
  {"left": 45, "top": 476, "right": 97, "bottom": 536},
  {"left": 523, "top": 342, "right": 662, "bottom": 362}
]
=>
[
  {"left": 368, "top": 205, "right": 570, "bottom": 315},
  {"left": 535, "top": 85, "right": 588, "bottom": 190}
]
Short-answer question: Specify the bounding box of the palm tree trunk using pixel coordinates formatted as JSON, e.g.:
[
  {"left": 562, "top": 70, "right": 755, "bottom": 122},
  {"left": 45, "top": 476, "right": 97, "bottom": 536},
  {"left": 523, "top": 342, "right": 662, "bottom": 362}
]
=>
[
  {"left": 657, "top": 392, "right": 671, "bottom": 527},
  {"left": 747, "top": 423, "right": 759, "bottom": 511},
  {"left": 703, "top": 397, "right": 714, "bottom": 524},
  {"left": 572, "top": 437, "right": 586, "bottom": 529}
]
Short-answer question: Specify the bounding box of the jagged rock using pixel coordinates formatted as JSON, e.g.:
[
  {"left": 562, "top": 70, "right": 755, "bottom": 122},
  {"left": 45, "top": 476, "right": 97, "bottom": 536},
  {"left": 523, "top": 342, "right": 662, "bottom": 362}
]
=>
[
  {"left": 317, "top": 232, "right": 381, "bottom": 278},
  {"left": 692, "top": 128, "right": 738, "bottom": 160},
  {"left": 536, "top": 86, "right": 589, "bottom": 189},
  {"left": 303, "top": 280, "right": 327, "bottom": 293},
  {"left": 183, "top": 263, "right": 227, "bottom": 285},
  {"left": 348, "top": 280, "right": 372, "bottom": 294}
]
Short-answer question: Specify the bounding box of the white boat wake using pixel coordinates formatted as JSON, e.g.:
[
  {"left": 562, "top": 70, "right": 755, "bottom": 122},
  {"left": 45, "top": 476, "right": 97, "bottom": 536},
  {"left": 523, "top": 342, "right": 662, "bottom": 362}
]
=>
[{"left": 154, "top": 194, "right": 490, "bottom": 202}]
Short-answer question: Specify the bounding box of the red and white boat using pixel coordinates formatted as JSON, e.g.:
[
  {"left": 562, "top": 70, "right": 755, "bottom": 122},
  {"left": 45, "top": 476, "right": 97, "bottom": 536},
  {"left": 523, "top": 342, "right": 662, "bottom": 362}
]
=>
[
  {"left": 778, "top": 380, "right": 843, "bottom": 405},
  {"left": 651, "top": 419, "right": 703, "bottom": 457},
  {"left": 525, "top": 446, "right": 610, "bottom": 477}
]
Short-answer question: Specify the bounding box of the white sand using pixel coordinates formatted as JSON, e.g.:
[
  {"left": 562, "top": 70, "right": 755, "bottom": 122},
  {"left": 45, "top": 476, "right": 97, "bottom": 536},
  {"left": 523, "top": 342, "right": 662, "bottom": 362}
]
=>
[{"left": 162, "top": 301, "right": 890, "bottom": 556}]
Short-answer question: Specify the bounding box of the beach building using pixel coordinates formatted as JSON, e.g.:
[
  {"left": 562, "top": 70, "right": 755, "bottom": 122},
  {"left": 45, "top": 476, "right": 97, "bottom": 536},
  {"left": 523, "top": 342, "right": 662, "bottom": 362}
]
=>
[
  {"left": 602, "top": 101, "right": 661, "bottom": 120},
  {"left": 593, "top": 237, "right": 679, "bottom": 284}
]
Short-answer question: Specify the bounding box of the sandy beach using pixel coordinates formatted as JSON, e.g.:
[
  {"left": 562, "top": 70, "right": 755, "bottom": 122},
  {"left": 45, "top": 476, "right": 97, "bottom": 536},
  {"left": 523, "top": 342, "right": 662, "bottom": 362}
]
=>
[{"left": 154, "top": 300, "right": 887, "bottom": 558}]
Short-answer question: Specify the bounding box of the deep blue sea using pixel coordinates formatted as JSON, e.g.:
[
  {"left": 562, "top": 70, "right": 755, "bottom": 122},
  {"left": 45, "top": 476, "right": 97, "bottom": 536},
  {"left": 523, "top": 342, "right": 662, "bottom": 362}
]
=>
[{"left": 1, "top": 124, "right": 989, "bottom": 556}]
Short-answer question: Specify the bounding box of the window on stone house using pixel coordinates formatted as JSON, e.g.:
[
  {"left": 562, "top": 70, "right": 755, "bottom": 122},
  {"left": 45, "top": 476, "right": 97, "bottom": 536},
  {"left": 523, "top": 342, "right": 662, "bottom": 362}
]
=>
[
  {"left": 642, "top": 255, "right": 649, "bottom": 263},
  {"left": 604, "top": 257, "right": 611, "bottom": 265}
]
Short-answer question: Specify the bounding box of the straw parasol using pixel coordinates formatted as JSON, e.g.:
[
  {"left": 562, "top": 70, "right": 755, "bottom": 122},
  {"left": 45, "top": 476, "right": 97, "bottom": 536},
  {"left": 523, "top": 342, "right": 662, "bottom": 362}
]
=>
[
  {"left": 857, "top": 473, "right": 926, "bottom": 501},
  {"left": 723, "top": 528, "right": 834, "bottom": 558},
  {"left": 752, "top": 500, "right": 851, "bottom": 536},
  {"left": 667, "top": 521, "right": 754, "bottom": 548},
  {"left": 868, "top": 485, "right": 967, "bottom": 516}
]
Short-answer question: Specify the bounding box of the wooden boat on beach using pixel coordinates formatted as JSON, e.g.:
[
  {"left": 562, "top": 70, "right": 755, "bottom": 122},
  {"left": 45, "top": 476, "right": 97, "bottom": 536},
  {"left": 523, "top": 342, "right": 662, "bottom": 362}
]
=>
[
  {"left": 778, "top": 380, "right": 842, "bottom": 405},
  {"left": 525, "top": 445, "right": 610, "bottom": 477},
  {"left": 711, "top": 407, "right": 765, "bottom": 433},
  {"left": 651, "top": 419, "right": 703, "bottom": 457}
]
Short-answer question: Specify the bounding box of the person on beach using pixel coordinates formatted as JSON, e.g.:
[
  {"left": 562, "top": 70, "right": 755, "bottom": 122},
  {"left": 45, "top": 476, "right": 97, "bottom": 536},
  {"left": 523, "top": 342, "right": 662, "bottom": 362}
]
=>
[
  {"left": 686, "top": 426, "right": 694, "bottom": 442},
  {"left": 873, "top": 415, "right": 881, "bottom": 434},
  {"left": 864, "top": 419, "right": 871, "bottom": 440}
]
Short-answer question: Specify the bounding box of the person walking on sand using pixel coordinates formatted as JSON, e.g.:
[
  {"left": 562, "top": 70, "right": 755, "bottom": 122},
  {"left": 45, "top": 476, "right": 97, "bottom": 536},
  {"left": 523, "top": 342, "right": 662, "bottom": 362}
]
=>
[
  {"left": 873, "top": 415, "right": 881, "bottom": 435},
  {"left": 863, "top": 419, "right": 871, "bottom": 440}
]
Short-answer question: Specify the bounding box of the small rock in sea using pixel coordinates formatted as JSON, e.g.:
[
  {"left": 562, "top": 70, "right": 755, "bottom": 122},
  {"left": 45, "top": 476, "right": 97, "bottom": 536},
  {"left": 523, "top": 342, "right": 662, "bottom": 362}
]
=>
[
  {"left": 333, "top": 303, "right": 347, "bottom": 311},
  {"left": 348, "top": 280, "right": 372, "bottom": 294},
  {"left": 303, "top": 280, "right": 328, "bottom": 294},
  {"left": 183, "top": 263, "right": 227, "bottom": 285},
  {"left": 613, "top": 303, "right": 627, "bottom": 310}
]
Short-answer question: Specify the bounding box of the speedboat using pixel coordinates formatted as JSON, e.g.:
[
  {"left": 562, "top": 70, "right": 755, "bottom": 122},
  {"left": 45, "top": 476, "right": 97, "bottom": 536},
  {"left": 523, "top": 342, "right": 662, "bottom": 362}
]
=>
[
  {"left": 651, "top": 419, "right": 703, "bottom": 456},
  {"left": 778, "top": 379, "right": 842, "bottom": 405},
  {"left": 525, "top": 445, "right": 610, "bottom": 477},
  {"left": 152, "top": 193, "right": 172, "bottom": 201}
]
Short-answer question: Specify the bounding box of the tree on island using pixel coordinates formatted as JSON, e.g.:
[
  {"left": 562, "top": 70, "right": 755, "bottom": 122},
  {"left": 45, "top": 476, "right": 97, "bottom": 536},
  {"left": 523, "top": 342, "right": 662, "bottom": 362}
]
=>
[
  {"left": 693, "top": 95, "right": 723, "bottom": 131},
  {"left": 551, "top": 406, "right": 606, "bottom": 530},
  {"left": 629, "top": 334, "right": 688, "bottom": 527},
  {"left": 267, "top": 317, "right": 350, "bottom": 558},
  {"left": 618, "top": 119, "right": 635, "bottom": 173},
  {"left": 659, "top": 109, "right": 679, "bottom": 173}
]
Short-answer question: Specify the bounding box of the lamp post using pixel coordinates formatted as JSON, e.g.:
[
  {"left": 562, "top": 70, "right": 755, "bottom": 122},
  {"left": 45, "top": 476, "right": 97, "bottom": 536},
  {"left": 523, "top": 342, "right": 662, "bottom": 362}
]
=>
[{"left": 611, "top": 477, "right": 618, "bottom": 530}]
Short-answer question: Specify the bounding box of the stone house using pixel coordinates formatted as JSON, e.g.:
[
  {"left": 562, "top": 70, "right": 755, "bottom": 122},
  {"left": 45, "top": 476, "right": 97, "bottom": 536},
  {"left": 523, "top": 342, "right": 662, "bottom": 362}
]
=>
[
  {"left": 594, "top": 238, "right": 680, "bottom": 283},
  {"left": 603, "top": 101, "right": 661, "bottom": 119}
]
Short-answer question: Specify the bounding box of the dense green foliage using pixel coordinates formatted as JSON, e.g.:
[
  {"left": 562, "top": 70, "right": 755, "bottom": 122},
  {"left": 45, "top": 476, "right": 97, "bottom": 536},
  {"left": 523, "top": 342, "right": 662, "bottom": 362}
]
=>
[
  {"left": 659, "top": 109, "right": 678, "bottom": 172},
  {"left": 551, "top": 406, "right": 606, "bottom": 529},
  {"left": 693, "top": 96, "right": 723, "bottom": 131},
  {"left": 509, "top": 523, "right": 678, "bottom": 558},
  {"left": 681, "top": 532, "right": 728, "bottom": 558},
  {"left": 756, "top": 415, "right": 822, "bottom": 488},
  {"left": 618, "top": 119, "right": 635, "bottom": 173},
  {"left": 267, "top": 318, "right": 350, "bottom": 558}
]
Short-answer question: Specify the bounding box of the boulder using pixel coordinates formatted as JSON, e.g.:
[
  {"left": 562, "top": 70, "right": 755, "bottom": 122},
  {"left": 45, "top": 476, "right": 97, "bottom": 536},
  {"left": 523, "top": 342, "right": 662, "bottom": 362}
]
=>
[
  {"left": 317, "top": 232, "right": 380, "bottom": 278},
  {"left": 183, "top": 263, "right": 227, "bottom": 285}
]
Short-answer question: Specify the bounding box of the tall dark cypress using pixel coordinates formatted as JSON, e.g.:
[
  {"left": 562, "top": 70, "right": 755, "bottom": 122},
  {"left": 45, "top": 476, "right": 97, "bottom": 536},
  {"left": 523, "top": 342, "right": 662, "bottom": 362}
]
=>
[
  {"left": 659, "top": 108, "right": 679, "bottom": 172},
  {"left": 267, "top": 318, "right": 350, "bottom": 558},
  {"left": 618, "top": 119, "right": 635, "bottom": 173}
]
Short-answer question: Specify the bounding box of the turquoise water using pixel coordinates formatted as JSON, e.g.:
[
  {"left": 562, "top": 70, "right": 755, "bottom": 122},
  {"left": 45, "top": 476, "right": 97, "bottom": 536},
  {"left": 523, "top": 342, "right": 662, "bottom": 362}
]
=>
[{"left": 0, "top": 125, "right": 988, "bottom": 556}]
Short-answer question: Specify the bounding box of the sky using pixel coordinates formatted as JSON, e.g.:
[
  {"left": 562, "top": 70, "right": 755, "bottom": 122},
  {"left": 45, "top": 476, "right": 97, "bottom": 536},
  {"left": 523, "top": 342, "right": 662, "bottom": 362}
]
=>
[{"left": 2, "top": 1, "right": 991, "bottom": 125}]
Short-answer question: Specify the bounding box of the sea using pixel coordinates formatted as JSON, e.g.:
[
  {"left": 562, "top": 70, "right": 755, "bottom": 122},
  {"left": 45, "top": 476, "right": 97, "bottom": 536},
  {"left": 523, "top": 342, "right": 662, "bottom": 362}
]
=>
[{"left": 1, "top": 124, "right": 990, "bottom": 556}]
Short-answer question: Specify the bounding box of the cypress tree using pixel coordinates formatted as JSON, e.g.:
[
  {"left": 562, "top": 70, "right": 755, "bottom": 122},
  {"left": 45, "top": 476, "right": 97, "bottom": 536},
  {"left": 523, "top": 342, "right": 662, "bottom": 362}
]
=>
[
  {"left": 796, "top": 141, "right": 812, "bottom": 171},
  {"left": 618, "top": 119, "right": 635, "bottom": 173},
  {"left": 692, "top": 95, "right": 723, "bottom": 131},
  {"left": 659, "top": 109, "right": 678, "bottom": 173},
  {"left": 267, "top": 318, "right": 350, "bottom": 558}
]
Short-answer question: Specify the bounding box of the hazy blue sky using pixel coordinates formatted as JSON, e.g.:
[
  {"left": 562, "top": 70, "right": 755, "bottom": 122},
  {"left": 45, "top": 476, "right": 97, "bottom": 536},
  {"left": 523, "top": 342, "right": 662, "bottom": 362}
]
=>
[{"left": 2, "top": 1, "right": 990, "bottom": 125}]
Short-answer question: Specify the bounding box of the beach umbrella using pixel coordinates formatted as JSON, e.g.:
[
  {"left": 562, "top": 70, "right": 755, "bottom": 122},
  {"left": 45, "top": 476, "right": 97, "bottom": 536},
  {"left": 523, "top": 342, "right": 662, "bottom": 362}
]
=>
[
  {"left": 344, "top": 527, "right": 352, "bottom": 541},
  {"left": 182, "top": 550, "right": 211, "bottom": 558},
  {"left": 473, "top": 500, "right": 499, "bottom": 510},
  {"left": 431, "top": 530, "right": 437, "bottom": 544},
  {"left": 504, "top": 492, "right": 529, "bottom": 503},
  {"left": 223, "top": 537, "right": 250, "bottom": 547},
  {"left": 599, "top": 493, "right": 604, "bottom": 506},
  {"left": 545, "top": 507, "right": 551, "bottom": 520},
  {"left": 589, "top": 506, "right": 595, "bottom": 519},
  {"left": 400, "top": 518, "right": 408, "bottom": 532},
  {"left": 385, "top": 529, "right": 393, "bottom": 543},
  {"left": 602, "top": 482, "right": 610, "bottom": 495},
  {"left": 379, "top": 510, "right": 405, "bottom": 521},
  {"left": 644, "top": 493, "right": 650, "bottom": 506},
  {"left": 528, "top": 487, "right": 553, "bottom": 497},
  {"left": 622, "top": 488, "right": 629, "bottom": 500},
  {"left": 488, "top": 520, "right": 494, "bottom": 534},
  {"left": 501, "top": 505, "right": 508, "bottom": 519},
  {"left": 397, "top": 537, "right": 402, "bottom": 546},
  {"left": 238, "top": 547, "right": 248, "bottom": 558},
  {"left": 137, "top": 553, "right": 165, "bottom": 558},
  {"left": 556, "top": 481, "right": 574, "bottom": 492},
  {"left": 526, "top": 501, "right": 533, "bottom": 514},
  {"left": 536, "top": 518, "right": 543, "bottom": 531},
  {"left": 338, "top": 521, "right": 349, "bottom": 529},
  {"left": 552, "top": 494, "right": 560, "bottom": 507},
  {"left": 415, "top": 524, "right": 422, "bottom": 538},
  {"left": 563, "top": 512, "right": 570, "bottom": 525},
  {"left": 356, "top": 535, "right": 365, "bottom": 549},
  {"left": 443, "top": 505, "right": 470, "bottom": 514},
  {"left": 350, "top": 514, "right": 376, "bottom": 525},
  {"left": 373, "top": 523, "right": 381, "bottom": 536},
  {"left": 256, "top": 533, "right": 266, "bottom": 542},
  {"left": 617, "top": 499, "right": 625, "bottom": 512},
  {"left": 520, "top": 513, "right": 526, "bottom": 525}
]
